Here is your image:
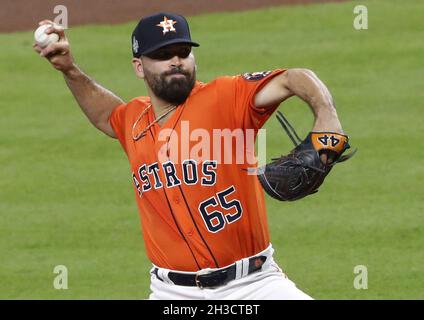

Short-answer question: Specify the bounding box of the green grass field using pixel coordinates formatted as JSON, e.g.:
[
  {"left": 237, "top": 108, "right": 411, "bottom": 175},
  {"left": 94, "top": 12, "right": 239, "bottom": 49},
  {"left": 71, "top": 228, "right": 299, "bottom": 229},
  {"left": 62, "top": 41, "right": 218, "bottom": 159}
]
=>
[{"left": 0, "top": 0, "right": 423, "bottom": 299}]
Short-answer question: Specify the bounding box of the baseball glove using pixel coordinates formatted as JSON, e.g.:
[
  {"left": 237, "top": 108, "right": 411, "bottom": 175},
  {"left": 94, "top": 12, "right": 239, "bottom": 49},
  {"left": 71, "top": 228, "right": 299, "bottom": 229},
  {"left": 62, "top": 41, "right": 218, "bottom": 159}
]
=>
[{"left": 257, "top": 111, "right": 356, "bottom": 201}]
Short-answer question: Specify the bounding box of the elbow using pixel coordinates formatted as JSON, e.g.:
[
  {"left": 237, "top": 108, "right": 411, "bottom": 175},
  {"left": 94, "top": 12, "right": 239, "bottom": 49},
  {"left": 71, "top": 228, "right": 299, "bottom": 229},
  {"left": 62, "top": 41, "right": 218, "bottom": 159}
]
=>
[
  {"left": 93, "top": 117, "right": 117, "bottom": 139},
  {"left": 285, "top": 68, "right": 320, "bottom": 90},
  {"left": 96, "top": 122, "right": 117, "bottom": 138}
]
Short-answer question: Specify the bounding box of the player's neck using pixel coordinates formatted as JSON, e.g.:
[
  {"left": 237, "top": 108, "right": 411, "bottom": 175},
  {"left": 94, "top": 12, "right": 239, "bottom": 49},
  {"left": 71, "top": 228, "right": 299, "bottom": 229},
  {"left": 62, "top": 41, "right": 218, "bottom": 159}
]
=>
[
  {"left": 149, "top": 96, "right": 173, "bottom": 112},
  {"left": 147, "top": 93, "right": 177, "bottom": 126}
]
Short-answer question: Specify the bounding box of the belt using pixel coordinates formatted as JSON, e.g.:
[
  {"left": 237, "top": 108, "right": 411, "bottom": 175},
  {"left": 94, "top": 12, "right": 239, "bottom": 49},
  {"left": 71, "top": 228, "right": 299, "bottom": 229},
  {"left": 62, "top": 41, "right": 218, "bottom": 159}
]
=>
[{"left": 153, "top": 255, "right": 267, "bottom": 288}]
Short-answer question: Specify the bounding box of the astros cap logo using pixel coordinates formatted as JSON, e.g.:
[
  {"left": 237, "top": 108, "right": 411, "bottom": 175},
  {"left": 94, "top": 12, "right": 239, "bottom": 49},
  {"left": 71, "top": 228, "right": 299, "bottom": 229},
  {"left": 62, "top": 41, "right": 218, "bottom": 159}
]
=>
[{"left": 157, "top": 16, "right": 177, "bottom": 34}]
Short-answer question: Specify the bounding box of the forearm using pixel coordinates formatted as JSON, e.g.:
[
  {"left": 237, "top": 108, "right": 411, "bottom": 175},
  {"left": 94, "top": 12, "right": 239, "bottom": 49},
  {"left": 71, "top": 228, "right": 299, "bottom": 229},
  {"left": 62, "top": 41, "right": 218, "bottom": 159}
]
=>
[
  {"left": 285, "top": 69, "right": 343, "bottom": 133},
  {"left": 63, "top": 64, "right": 124, "bottom": 131}
]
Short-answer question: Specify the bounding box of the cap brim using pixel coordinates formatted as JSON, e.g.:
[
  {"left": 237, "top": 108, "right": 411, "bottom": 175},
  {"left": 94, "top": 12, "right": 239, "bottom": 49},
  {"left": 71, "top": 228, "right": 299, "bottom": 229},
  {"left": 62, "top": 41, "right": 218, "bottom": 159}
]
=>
[{"left": 141, "top": 38, "right": 200, "bottom": 55}]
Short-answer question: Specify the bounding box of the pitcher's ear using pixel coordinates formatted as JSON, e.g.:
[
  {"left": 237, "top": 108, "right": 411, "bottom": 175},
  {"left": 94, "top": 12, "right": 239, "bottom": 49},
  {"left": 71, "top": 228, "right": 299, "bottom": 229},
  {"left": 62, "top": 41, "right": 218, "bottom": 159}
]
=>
[{"left": 132, "top": 58, "right": 145, "bottom": 79}]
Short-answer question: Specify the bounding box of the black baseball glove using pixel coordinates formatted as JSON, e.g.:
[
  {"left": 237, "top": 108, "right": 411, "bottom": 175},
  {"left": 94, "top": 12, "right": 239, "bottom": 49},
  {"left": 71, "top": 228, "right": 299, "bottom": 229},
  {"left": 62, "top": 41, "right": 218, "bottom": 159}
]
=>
[{"left": 256, "top": 111, "right": 356, "bottom": 201}]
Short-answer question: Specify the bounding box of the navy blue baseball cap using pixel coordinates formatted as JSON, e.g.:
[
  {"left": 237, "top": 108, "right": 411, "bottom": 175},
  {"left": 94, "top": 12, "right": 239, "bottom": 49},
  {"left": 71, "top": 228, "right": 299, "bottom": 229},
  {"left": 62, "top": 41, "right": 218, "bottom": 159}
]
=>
[{"left": 131, "top": 12, "right": 200, "bottom": 58}]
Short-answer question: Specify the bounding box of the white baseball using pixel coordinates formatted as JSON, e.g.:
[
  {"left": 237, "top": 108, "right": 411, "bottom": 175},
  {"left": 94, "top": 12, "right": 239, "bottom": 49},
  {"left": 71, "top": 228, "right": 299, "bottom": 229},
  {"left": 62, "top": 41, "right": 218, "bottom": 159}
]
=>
[{"left": 34, "top": 24, "right": 59, "bottom": 48}]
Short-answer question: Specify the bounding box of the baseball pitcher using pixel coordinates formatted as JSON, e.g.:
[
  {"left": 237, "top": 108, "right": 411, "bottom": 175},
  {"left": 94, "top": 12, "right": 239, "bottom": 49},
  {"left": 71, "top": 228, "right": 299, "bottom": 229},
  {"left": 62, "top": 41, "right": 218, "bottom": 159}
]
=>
[{"left": 34, "top": 12, "right": 353, "bottom": 299}]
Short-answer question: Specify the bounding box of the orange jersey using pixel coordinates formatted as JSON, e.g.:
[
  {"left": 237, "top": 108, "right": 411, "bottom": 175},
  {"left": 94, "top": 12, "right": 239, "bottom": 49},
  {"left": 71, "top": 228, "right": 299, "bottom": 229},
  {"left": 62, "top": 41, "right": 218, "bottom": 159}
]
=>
[{"left": 109, "top": 69, "right": 286, "bottom": 271}]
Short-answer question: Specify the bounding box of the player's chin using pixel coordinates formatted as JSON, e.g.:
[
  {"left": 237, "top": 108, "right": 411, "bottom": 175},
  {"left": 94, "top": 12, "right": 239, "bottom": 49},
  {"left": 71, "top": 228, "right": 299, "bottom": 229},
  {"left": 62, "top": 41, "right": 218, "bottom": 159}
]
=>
[
  {"left": 162, "top": 80, "right": 194, "bottom": 104},
  {"left": 167, "top": 89, "right": 191, "bottom": 104}
]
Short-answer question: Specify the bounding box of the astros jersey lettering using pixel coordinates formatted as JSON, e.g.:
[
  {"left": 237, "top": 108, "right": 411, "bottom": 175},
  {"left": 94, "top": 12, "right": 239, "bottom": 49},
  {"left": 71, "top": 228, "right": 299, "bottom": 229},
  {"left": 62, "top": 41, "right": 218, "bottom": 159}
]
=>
[{"left": 109, "top": 69, "right": 286, "bottom": 271}]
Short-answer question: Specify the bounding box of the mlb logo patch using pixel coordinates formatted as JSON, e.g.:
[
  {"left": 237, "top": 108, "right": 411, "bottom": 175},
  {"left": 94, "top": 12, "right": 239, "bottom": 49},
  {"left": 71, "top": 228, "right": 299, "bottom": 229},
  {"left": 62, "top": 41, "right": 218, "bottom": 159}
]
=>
[
  {"left": 132, "top": 36, "right": 139, "bottom": 54},
  {"left": 242, "top": 71, "right": 272, "bottom": 81}
]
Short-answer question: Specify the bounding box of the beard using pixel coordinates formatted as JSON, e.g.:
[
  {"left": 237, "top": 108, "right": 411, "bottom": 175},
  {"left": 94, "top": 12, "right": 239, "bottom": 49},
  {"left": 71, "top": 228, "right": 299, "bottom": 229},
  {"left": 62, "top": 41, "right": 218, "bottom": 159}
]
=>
[{"left": 143, "top": 66, "right": 196, "bottom": 105}]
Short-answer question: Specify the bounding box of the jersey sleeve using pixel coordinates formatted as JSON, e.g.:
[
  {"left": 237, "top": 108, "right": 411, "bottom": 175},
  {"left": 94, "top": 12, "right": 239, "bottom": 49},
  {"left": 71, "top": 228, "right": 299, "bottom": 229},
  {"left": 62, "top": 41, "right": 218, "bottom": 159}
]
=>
[
  {"left": 230, "top": 69, "right": 287, "bottom": 130},
  {"left": 108, "top": 102, "right": 128, "bottom": 152}
]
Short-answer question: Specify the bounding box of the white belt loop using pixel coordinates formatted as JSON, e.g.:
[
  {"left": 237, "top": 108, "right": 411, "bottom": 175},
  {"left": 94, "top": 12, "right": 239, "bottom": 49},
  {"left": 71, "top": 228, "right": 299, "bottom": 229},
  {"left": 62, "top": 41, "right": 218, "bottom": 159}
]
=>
[
  {"left": 157, "top": 268, "right": 174, "bottom": 285},
  {"left": 241, "top": 258, "right": 249, "bottom": 278},
  {"left": 235, "top": 260, "right": 243, "bottom": 280}
]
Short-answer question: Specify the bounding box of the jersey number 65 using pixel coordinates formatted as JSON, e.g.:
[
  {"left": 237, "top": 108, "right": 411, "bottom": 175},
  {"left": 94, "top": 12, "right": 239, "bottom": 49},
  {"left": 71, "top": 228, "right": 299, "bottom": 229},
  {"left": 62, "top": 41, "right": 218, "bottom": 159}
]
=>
[{"left": 198, "top": 185, "right": 243, "bottom": 233}]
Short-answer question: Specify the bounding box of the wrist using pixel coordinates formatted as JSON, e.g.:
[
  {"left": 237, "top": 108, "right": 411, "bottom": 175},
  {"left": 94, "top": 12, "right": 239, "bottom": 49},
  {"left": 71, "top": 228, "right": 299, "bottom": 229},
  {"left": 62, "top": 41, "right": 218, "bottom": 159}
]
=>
[
  {"left": 313, "top": 110, "right": 343, "bottom": 134},
  {"left": 62, "top": 63, "right": 80, "bottom": 79}
]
